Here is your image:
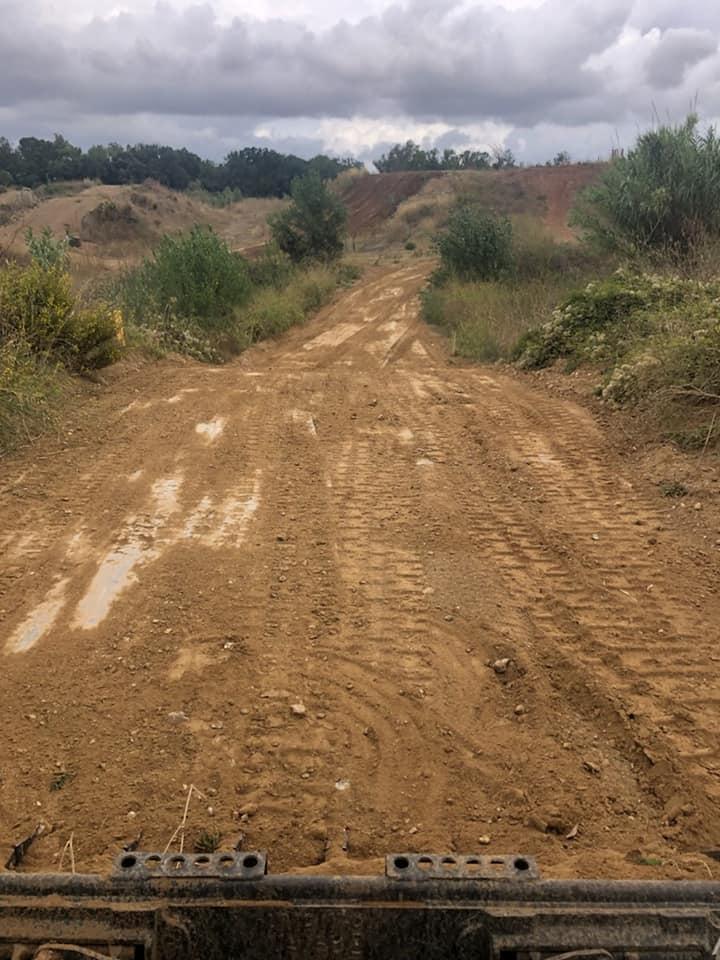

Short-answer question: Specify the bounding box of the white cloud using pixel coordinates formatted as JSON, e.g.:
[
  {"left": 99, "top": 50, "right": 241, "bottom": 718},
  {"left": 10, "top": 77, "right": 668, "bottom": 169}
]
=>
[{"left": 1, "top": 0, "right": 720, "bottom": 163}]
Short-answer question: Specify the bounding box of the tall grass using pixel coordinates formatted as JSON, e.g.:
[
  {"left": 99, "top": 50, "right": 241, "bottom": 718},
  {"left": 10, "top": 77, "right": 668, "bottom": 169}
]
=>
[
  {"left": 0, "top": 338, "right": 68, "bottom": 453},
  {"left": 422, "top": 277, "right": 582, "bottom": 362},
  {"left": 423, "top": 213, "right": 610, "bottom": 362}
]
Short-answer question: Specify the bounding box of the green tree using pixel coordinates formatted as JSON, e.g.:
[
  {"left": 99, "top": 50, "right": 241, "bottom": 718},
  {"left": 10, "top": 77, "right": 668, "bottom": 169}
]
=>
[
  {"left": 572, "top": 114, "right": 720, "bottom": 256},
  {"left": 269, "top": 172, "right": 347, "bottom": 262}
]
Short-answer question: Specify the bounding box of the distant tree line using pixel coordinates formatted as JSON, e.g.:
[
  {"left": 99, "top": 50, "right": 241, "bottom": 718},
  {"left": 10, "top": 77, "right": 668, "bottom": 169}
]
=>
[
  {"left": 374, "top": 140, "right": 517, "bottom": 173},
  {"left": 0, "top": 133, "right": 360, "bottom": 197}
]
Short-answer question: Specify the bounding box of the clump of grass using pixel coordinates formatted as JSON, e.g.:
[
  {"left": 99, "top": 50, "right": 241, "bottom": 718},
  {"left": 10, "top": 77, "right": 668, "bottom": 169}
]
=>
[
  {"left": 659, "top": 480, "right": 689, "bottom": 497},
  {"left": 422, "top": 279, "right": 567, "bottom": 361},
  {"left": 0, "top": 338, "right": 68, "bottom": 454},
  {"left": 49, "top": 770, "right": 74, "bottom": 792},
  {"left": 194, "top": 830, "right": 222, "bottom": 854},
  {"left": 237, "top": 265, "right": 340, "bottom": 344}
]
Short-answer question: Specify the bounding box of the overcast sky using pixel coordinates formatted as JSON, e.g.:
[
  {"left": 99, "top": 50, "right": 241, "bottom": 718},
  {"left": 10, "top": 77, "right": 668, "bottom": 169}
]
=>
[{"left": 1, "top": 0, "right": 719, "bottom": 165}]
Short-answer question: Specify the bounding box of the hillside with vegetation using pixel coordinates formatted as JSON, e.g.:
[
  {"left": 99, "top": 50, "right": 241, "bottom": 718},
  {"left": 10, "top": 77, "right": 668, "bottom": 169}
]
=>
[{"left": 423, "top": 115, "right": 720, "bottom": 449}]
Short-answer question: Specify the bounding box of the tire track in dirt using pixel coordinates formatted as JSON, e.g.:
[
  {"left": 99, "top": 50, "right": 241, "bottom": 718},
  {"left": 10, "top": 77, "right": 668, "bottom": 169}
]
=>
[
  {"left": 1, "top": 261, "right": 719, "bottom": 878},
  {"left": 395, "top": 356, "right": 720, "bottom": 846}
]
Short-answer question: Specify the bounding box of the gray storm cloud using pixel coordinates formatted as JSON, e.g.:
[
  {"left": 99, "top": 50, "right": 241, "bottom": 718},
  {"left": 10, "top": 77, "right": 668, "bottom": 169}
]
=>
[{"left": 1, "top": 0, "right": 719, "bottom": 162}]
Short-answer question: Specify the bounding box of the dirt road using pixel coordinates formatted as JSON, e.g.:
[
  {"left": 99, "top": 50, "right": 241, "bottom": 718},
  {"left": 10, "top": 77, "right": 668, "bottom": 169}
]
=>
[{"left": 2, "top": 263, "right": 719, "bottom": 879}]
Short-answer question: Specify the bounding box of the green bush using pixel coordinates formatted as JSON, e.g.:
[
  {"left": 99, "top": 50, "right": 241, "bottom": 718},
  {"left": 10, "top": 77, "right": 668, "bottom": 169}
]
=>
[
  {"left": 516, "top": 270, "right": 720, "bottom": 410},
  {"left": 269, "top": 171, "right": 347, "bottom": 263},
  {"left": 436, "top": 206, "right": 514, "bottom": 282},
  {"left": 121, "top": 226, "right": 252, "bottom": 328},
  {"left": 516, "top": 271, "right": 720, "bottom": 370},
  {"left": 66, "top": 304, "right": 122, "bottom": 371},
  {"left": 572, "top": 115, "right": 720, "bottom": 257},
  {"left": 25, "top": 226, "right": 69, "bottom": 269},
  {"left": 0, "top": 262, "right": 74, "bottom": 353},
  {"left": 0, "top": 262, "right": 119, "bottom": 371},
  {"left": 247, "top": 245, "right": 295, "bottom": 289}
]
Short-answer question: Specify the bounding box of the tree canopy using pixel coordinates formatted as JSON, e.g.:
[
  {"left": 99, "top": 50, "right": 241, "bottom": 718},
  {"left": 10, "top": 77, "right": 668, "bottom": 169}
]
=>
[
  {"left": 0, "top": 134, "right": 360, "bottom": 197},
  {"left": 374, "top": 140, "right": 516, "bottom": 173}
]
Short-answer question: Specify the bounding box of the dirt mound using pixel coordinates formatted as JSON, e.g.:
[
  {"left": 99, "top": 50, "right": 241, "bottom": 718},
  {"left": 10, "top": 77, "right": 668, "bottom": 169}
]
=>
[
  {"left": 80, "top": 199, "right": 144, "bottom": 243},
  {"left": 338, "top": 171, "right": 443, "bottom": 235},
  {"left": 341, "top": 164, "right": 605, "bottom": 250},
  {"left": 495, "top": 163, "right": 606, "bottom": 240},
  {"left": 0, "top": 182, "right": 285, "bottom": 276}
]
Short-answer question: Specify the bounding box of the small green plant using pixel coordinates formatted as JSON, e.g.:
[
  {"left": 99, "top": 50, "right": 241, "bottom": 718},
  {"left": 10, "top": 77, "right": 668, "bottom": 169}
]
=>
[
  {"left": 194, "top": 830, "right": 222, "bottom": 853},
  {"left": 25, "top": 226, "right": 69, "bottom": 269},
  {"left": 659, "top": 480, "right": 689, "bottom": 497},
  {"left": 50, "top": 770, "right": 74, "bottom": 791},
  {"left": 404, "top": 240, "right": 416, "bottom": 251},
  {"left": 269, "top": 171, "right": 347, "bottom": 263},
  {"left": 435, "top": 205, "right": 514, "bottom": 282}
]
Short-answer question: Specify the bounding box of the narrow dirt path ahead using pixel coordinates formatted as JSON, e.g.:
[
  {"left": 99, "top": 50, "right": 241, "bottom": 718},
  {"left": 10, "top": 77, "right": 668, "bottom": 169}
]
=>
[{"left": 2, "top": 264, "right": 719, "bottom": 878}]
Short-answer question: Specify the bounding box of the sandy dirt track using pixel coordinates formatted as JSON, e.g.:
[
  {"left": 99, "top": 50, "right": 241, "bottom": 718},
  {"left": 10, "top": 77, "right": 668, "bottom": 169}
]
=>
[{"left": 1, "top": 263, "right": 719, "bottom": 879}]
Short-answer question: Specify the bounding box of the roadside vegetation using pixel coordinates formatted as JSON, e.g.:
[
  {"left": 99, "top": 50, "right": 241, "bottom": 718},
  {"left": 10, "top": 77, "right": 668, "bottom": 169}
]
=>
[
  {"left": 1, "top": 174, "right": 356, "bottom": 452},
  {"left": 424, "top": 114, "right": 720, "bottom": 447}
]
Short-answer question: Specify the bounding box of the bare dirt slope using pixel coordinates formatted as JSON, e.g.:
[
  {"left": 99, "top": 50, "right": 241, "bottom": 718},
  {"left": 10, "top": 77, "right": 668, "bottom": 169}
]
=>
[
  {"left": 0, "top": 182, "right": 282, "bottom": 269},
  {"left": 339, "top": 165, "right": 605, "bottom": 248},
  {"left": 338, "top": 171, "right": 443, "bottom": 235},
  {"left": 1, "top": 264, "right": 719, "bottom": 880}
]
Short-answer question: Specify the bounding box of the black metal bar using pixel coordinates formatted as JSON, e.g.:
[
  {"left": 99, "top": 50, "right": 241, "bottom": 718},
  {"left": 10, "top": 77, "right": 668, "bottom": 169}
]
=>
[{"left": 2, "top": 862, "right": 720, "bottom": 959}]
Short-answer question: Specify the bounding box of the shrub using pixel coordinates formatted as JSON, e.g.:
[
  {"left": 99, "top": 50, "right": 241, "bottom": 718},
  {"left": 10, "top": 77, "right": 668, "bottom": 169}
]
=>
[
  {"left": 436, "top": 206, "right": 514, "bottom": 282},
  {"left": 516, "top": 270, "right": 720, "bottom": 412},
  {"left": 121, "top": 226, "right": 252, "bottom": 328},
  {"left": 247, "top": 245, "right": 295, "bottom": 289},
  {"left": 516, "top": 271, "right": 720, "bottom": 370},
  {"left": 0, "top": 262, "right": 74, "bottom": 354},
  {"left": 0, "top": 262, "right": 119, "bottom": 371},
  {"left": 66, "top": 303, "right": 123, "bottom": 371},
  {"left": 269, "top": 172, "right": 347, "bottom": 263},
  {"left": 25, "top": 226, "right": 69, "bottom": 269},
  {"left": 572, "top": 115, "right": 720, "bottom": 257}
]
